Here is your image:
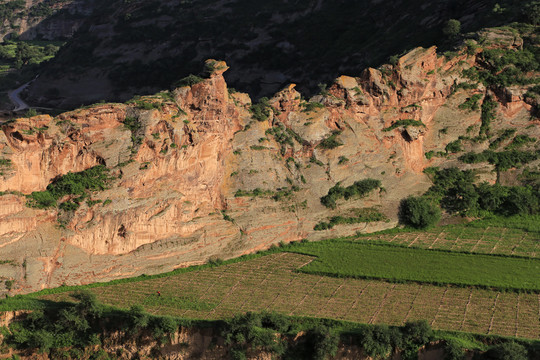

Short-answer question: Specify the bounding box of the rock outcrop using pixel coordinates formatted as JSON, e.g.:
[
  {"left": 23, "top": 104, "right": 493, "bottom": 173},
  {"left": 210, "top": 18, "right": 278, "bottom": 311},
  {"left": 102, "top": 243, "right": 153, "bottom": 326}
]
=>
[{"left": 0, "top": 44, "right": 538, "bottom": 294}]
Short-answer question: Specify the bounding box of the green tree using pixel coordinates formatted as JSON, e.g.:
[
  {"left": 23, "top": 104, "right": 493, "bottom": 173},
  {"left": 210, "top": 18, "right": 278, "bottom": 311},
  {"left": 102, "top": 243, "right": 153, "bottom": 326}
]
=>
[
  {"left": 485, "top": 342, "right": 528, "bottom": 360},
  {"left": 399, "top": 196, "right": 441, "bottom": 229},
  {"left": 523, "top": 1, "right": 540, "bottom": 25},
  {"left": 443, "top": 19, "right": 461, "bottom": 39}
]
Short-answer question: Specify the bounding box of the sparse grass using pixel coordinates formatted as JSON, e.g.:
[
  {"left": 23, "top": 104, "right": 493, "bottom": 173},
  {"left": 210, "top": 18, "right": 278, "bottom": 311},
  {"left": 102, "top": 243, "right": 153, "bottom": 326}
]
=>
[{"left": 314, "top": 208, "right": 388, "bottom": 230}]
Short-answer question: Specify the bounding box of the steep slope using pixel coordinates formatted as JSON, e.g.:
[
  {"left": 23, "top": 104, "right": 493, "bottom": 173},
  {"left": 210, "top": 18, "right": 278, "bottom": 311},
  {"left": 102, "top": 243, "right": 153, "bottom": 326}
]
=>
[
  {"left": 1, "top": 26, "right": 538, "bottom": 294},
  {"left": 23, "top": 0, "right": 530, "bottom": 108}
]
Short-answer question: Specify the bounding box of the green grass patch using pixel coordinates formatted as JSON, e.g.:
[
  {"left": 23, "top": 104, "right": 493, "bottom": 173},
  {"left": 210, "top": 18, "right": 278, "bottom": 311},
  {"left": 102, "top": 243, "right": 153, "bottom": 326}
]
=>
[{"left": 289, "top": 242, "right": 540, "bottom": 292}]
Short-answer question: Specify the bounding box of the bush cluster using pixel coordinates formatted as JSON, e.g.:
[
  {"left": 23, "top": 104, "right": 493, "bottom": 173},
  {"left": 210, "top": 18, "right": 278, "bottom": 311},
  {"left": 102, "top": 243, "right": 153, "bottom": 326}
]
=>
[
  {"left": 489, "top": 129, "right": 516, "bottom": 149},
  {"left": 26, "top": 166, "right": 110, "bottom": 210},
  {"left": 234, "top": 186, "right": 299, "bottom": 201},
  {"left": 266, "top": 124, "right": 306, "bottom": 155},
  {"left": 320, "top": 179, "right": 381, "bottom": 209},
  {"left": 317, "top": 130, "right": 343, "bottom": 149},
  {"left": 463, "top": 46, "right": 540, "bottom": 88},
  {"left": 479, "top": 96, "right": 497, "bottom": 137},
  {"left": 458, "top": 93, "right": 483, "bottom": 111},
  {"left": 174, "top": 74, "right": 205, "bottom": 88},
  {"left": 222, "top": 312, "right": 437, "bottom": 360},
  {"left": 425, "top": 167, "right": 540, "bottom": 216},
  {"left": 3, "top": 291, "right": 178, "bottom": 356},
  {"left": 301, "top": 101, "right": 324, "bottom": 113},
  {"left": 250, "top": 97, "right": 273, "bottom": 122},
  {"left": 398, "top": 196, "right": 441, "bottom": 229},
  {"left": 459, "top": 150, "right": 539, "bottom": 171},
  {"left": 314, "top": 208, "right": 387, "bottom": 230}
]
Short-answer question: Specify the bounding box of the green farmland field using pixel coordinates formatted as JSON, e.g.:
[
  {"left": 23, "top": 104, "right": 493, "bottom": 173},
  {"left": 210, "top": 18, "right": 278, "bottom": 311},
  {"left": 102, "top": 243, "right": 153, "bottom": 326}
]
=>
[{"left": 290, "top": 242, "right": 540, "bottom": 291}]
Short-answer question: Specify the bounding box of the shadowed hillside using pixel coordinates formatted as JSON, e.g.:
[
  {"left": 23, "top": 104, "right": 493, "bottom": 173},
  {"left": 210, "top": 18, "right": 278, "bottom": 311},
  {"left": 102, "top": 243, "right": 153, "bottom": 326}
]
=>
[{"left": 25, "top": 0, "right": 531, "bottom": 108}]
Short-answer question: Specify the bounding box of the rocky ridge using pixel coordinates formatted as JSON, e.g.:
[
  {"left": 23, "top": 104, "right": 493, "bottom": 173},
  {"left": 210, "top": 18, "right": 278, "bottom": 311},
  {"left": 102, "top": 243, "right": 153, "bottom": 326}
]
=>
[{"left": 0, "top": 38, "right": 538, "bottom": 294}]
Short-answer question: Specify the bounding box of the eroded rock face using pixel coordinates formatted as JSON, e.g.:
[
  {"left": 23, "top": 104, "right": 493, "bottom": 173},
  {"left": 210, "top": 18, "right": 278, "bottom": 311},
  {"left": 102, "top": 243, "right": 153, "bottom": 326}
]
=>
[{"left": 0, "top": 48, "right": 538, "bottom": 294}]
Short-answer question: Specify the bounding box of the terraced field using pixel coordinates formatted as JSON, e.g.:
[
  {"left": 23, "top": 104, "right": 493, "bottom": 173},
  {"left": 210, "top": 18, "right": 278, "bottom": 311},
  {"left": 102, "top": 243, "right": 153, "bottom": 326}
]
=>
[
  {"left": 42, "top": 251, "right": 540, "bottom": 339},
  {"left": 358, "top": 226, "right": 540, "bottom": 258}
]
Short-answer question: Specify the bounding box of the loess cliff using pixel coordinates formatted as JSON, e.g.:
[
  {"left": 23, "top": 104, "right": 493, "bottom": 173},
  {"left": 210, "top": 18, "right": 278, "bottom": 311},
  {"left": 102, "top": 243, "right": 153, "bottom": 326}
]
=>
[{"left": 0, "top": 34, "right": 538, "bottom": 294}]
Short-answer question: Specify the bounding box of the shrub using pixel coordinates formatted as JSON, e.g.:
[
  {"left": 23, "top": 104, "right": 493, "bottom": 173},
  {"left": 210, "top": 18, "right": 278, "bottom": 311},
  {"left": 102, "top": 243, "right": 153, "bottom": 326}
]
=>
[
  {"left": 484, "top": 342, "right": 528, "bottom": 360},
  {"left": 444, "top": 339, "right": 465, "bottom": 360},
  {"left": 317, "top": 131, "right": 343, "bottom": 149},
  {"left": 122, "top": 116, "right": 141, "bottom": 132},
  {"left": 480, "top": 97, "right": 497, "bottom": 137},
  {"left": 459, "top": 150, "right": 539, "bottom": 171},
  {"left": 223, "top": 312, "right": 288, "bottom": 357},
  {"left": 443, "top": 19, "right": 461, "bottom": 38},
  {"left": 398, "top": 196, "right": 440, "bottom": 229},
  {"left": 476, "top": 183, "right": 509, "bottom": 212},
  {"left": 250, "top": 97, "right": 272, "bottom": 121},
  {"left": 338, "top": 156, "right": 349, "bottom": 164},
  {"left": 506, "top": 135, "right": 536, "bottom": 150},
  {"left": 27, "top": 166, "right": 110, "bottom": 209},
  {"left": 150, "top": 316, "right": 178, "bottom": 339},
  {"left": 500, "top": 186, "right": 539, "bottom": 216},
  {"left": 458, "top": 93, "right": 483, "bottom": 111},
  {"left": 302, "top": 101, "right": 324, "bottom": 113},
  {"left": 359, "top": 325, "right": 402, "bottom": 359},
  {"left": 26, "top": 191, "right": 56, "bottom": 209},
  {"left": 304, "top": 325, "right": 339, "bottom": 360},
  {"left": 320, "top": 179, "right": 381, "bottom": 209},
  {"left": 174, "top": 74, "right": 205, "bottom": 87},
  {"left": 402, "top": 320, "right": 432, "bottom": 346},
  {"left": 383, "top": 119, "right": 425, "bottom": 132},
  {"left": 445, "top": 140, "right": 462, "bottom": 154},
  {"left": 313, "top": 208, "right": 387, "bottom": 230}
]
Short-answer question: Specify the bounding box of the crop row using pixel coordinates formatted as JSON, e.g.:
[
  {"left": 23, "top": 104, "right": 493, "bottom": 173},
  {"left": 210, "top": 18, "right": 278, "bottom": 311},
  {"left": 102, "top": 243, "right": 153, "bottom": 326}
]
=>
[
  {"left": 359, "top": 226, "right": 539, "bottom": 258},
  {"left": 42, "top": 253, "right": 540, "bottom": 339}
]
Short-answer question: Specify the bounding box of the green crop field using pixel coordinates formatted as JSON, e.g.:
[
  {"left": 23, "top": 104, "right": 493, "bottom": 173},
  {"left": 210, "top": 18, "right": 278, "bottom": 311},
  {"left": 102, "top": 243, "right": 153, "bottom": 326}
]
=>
[{"left": 290, "top": 242, "right": 540, "bottom": 291}]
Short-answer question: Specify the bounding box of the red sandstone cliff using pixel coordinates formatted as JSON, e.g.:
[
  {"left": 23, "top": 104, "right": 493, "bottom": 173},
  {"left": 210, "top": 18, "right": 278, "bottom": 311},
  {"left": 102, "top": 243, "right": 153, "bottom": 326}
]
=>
[{"left": 0, "top": 41, "right": 538, "bottom": 294}]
